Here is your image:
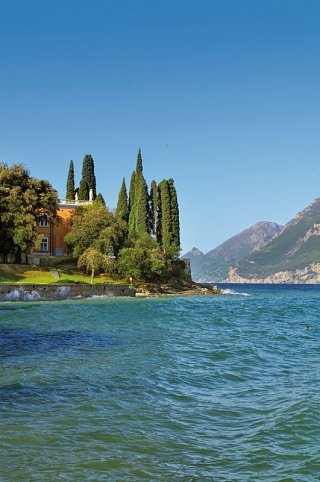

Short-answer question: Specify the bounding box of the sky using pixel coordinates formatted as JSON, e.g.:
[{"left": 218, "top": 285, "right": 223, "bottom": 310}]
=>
[{"left": 1, "top": 0, "right": 320, "bottom": 254}]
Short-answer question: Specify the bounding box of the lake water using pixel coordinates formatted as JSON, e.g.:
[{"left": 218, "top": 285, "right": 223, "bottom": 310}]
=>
[{"left": 1, "top": 285, "right": 320, "bottom": 481}]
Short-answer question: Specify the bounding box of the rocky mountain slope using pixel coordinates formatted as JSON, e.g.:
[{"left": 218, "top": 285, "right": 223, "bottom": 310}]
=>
[
  {"left": 229, "top": 198, "right": 320, "bottom": 283},
  {"left": 183, "top": 221, "right": 281, "bottom": 281}
]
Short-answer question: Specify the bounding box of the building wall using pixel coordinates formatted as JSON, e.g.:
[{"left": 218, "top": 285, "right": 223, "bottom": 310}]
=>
[{"left": 32, "top": 207, "right": 76, "bottom": 257}]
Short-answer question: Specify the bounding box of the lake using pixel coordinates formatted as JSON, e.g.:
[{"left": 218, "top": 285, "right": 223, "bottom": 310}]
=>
[{"left": 1, "top": 285, "right": 319, "bottom": 480}]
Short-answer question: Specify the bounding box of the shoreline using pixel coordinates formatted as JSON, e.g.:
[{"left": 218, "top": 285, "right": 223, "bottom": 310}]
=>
[
  {"left": 0, "top": 281, "right": 222, "bottom": 302},
  {"left": 0, "top": 283, "right": 135, "bottom": 302}
]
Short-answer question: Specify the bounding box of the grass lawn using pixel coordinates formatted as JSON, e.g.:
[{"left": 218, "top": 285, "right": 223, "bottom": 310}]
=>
[{"left": 0, "top": 264, "right": 123, "bottom": 284}]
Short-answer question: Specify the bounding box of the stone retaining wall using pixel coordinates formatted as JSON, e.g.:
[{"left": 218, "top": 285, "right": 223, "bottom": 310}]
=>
[{"left": 0, "top": 283, "right": 135, "bottom": 301}]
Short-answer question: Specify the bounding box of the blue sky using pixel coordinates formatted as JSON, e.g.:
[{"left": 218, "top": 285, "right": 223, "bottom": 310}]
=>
[{"left": 1, "top": 0, "right": 320, "bottom": 253}]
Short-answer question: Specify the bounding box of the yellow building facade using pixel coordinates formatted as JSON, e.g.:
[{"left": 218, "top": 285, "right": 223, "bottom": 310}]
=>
[{"left": 29, "top": 200, "right": 92, "bottom": 262}]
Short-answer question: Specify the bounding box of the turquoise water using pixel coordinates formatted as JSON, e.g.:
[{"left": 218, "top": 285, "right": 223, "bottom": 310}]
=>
[{"left": 1, "top": 285, "right": 320, "bottom": 481}]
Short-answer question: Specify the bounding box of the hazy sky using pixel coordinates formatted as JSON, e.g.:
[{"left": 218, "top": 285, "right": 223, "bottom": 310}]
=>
[{"left": 1, "top": 0, "right": 320, "bottom": 253}]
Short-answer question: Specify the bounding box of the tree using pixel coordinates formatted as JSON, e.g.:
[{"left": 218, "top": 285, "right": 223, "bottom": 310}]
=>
[
  {"left": 64, "top": 203, "right": 126, "bottom": 259},
  {"left": 128, "top": 149, "right": 150, "bottom": 237},
  {"left": 149, "top": 180, "right": 158, "bottom": 236},
  {"left": 136, "top": 147, "right": 143, "bottom": 175},
  {"left": 0, "top": 163, "right": 58, "bottom": 262},
  {"left": 66, "top": 160, "right": 75, "bottom": 200},
  {"left": 95, "top": 193, "right": 106, "bottom": 206},
  {"left": 117, "top": 233, "right": 166, "bottom": 281},
  {"left": 128, "top": 170, "right": 136, "bottom": 237},
  {"left": 135, "top": 174, "right": 149, "bottom": 235},
  {"left": 77, "top": 248, "right": 113, "bottom": 283},
  {"left": 168, "top": 179, "right": 180, "bottom": 250},
  {"left": 65, "top": 203, "right": 113, "bottom": 257},
  {"left": 157, "top": 179, "right": 171, "bottom": 251},
  {"left": 115, "top": 178, "right": 129, "bottom": 223},
  {"left": 157, "top": 178, "right": 180, "bottom": 255},
  {"left": 78, "top": 154, "right": 96, "bottom": 200}
]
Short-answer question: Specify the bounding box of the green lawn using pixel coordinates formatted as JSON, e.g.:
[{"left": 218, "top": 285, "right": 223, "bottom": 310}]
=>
[{"left": 0, "top": 264, "right": 123, "bottom": 284}]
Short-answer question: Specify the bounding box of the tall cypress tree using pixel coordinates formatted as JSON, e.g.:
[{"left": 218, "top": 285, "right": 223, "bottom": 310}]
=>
[
  {"left": 135, "top": 174, "right": 149, "bottom": 235},
  {"left": 158, "top": 179, "right": 172, "bottom": 251},
  {"left": 136, "top": 148, "right": 143, "bottom": 175},
  {"left": 150, "top": 180, "right": 158, "bottom": 237},
  {"left": 78, "top": 154, "right": 96, "bottom": 200},
  {"left": 66, "top": 160, "right": 75, "bottom": 200},
  {"left": 168, "top": 179, "right": 180, "bottom": 250},
  {"left": 128, "top": 171, "right": 136, "bottom": 237},
  {"left": 115, "top": 178, "right": 129, "bottom": 222},
  {"left": 128, "top": 149, "right": 150, "bottom": 237}
]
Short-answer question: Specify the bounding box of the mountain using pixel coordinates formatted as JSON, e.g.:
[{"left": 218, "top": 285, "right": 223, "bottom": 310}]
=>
[
  {"left": 183, "top": 221, "right": 281, "bottom": 281},
  {"left": 229, "top": 198, "right": 320, "bottom": 283}
]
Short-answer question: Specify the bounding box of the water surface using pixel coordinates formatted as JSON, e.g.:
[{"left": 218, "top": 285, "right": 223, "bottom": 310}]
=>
[{"left": 1, "top": 285, "right": 320, "bottom": 480}]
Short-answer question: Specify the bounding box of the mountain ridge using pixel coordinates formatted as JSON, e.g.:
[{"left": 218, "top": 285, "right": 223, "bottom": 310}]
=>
[
  {"left": 229, "top": 198, "right": 320, "bottom": 282},
  {"left": 183, "top": 221, "right": 281, "bottom": 281}
]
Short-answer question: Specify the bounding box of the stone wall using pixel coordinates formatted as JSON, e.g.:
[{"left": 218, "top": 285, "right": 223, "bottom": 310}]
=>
[{"left": 0, "top": 283, "right": 135, "bottom": 301}]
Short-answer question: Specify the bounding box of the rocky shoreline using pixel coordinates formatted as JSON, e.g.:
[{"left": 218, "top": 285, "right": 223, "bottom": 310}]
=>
[
  {"left": 0, "top": 281, "right": 222, "bottom": 302},
  {"left": 133, "top": 281, "right": 222, "bottom": 297}
]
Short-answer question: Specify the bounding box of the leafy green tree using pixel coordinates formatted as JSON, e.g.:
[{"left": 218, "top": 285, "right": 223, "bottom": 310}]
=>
[
  {"left": 78, "top": 154, "right": 96, "bottom": 200},
  {"left": 66, "top": 160, "right": 75, "bottom": 200},
  {"left": 65, "top": 203, "right": 115, "bottom": 258},
  {"left": 115, "top": 178, "right": 129, "bottom": 223},
  {"left": 117, "top": 233, "right": 166, "bottom": 281},
  {"left": 77, "top": 247, "right": 114, "bottom": 283},
  {"left": 65, "top": 202, "right": 127, "bottom": 260},
  {"left": 0, "top": 163, "right": 59, "bottom": 263}
]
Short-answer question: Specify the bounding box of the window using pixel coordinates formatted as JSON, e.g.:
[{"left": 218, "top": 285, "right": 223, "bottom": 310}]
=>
[
  {"left": 40, "top": 237, "right": 49, "bottom": 252},
  {"left": 39, "top": 216, "right": 49, "bottom": 227}
]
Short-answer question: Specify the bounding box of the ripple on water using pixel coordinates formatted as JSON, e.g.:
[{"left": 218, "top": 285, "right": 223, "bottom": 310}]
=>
[{"left": 1, "top": 287, "right": 320, "bottom": 480}]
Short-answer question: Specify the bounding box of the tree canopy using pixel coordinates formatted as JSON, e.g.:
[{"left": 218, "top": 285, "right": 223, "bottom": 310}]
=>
[{"left": 0, "top": 163, "right": 58, "bottom": 262}]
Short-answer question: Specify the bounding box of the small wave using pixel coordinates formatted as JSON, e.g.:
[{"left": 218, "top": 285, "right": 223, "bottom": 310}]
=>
[
  {"left": 222, "top": 288, "right": 250, "bottom": 296},
  {"left": 3, "top": 288, "right": 41, "bottom": 301}
]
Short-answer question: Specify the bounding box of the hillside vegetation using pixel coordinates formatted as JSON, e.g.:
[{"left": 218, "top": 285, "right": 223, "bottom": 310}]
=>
[{"left": 236, "top": 198, "right": 320, "bottom": 278}]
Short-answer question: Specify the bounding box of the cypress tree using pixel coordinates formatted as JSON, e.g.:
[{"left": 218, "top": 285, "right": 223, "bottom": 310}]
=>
[
  {"left": 128, "top": 148, "right": 150, "bottom": 237},
  {"left": 168, "top": 179, "right": 180, "bottom": 250},
  {"left": 78, "top": 154, "right": 96, "bottom": 200},
  {"left": 136, "top": 148, "right": 143, "bottom": 175},
  {"left": 95, "top": 193, "right": 106, "bottom": 206},
  {"left": 135, "top": 174, "right": 149, "bottom": 235},
  {"left": 78, "top": 178, "right": 89, "bottom": 201},
  {"left": 66, "top": 160, "right": 75, "bottom": 200},
  {"left": 150, "top": 180, "right": 158, "bottom": 237},
  {"left": 158, "top": 179, "right": 172, "bottom": 251},
  {"left": 115, "top": 178, "right": 129, "bottom": 222},
  {"left": 128, "top": 171, "right": 136, "bottom": 237}
]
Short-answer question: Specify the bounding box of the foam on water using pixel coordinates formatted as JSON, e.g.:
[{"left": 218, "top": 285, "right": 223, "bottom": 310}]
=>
[
  {"left": 222, "top": 288, "right": 250, "bottom": 296},
  {"left": 3, "top": 287, "right": 40, "bottom": 301}
]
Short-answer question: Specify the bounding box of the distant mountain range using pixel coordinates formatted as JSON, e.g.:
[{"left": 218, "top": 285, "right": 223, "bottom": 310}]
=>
[
  {"left": 184, "top": 198, "right": 320, "bottom": 283},
  {"left": 183, "top": 221, "right": 281, "bottom": 282}
]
